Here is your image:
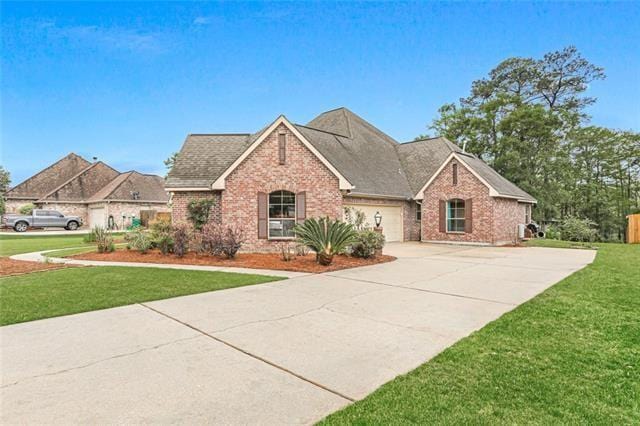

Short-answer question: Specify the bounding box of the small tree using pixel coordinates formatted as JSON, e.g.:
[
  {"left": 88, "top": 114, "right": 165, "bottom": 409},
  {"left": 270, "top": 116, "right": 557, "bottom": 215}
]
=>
[
  {"left": 0, "top": 166, "right": 10, "bottom": 215},
  {"left": 19, "top": 203, "right": 35, "bottom": 215},
  {"left": 187, "top": 199, "right": 216, "bottom": 230}
]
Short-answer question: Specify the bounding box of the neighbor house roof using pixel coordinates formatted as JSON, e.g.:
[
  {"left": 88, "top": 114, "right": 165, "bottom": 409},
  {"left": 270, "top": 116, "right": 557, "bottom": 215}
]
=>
[
  {"left": 7, "top": 152, "right": 168, "bottom": 205},
  {"left": 166, "top": 107, "right": 535, "bottom": 203},
  {"left": 6, "top": 153, "right": 91, "bottom": 200},
  {"left": 87, "top": 171, "right": 169, "bottom": 203}
]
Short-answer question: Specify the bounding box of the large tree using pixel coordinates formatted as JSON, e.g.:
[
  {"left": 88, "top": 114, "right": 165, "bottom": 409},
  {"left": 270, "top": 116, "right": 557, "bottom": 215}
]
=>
[{"left": 429, "top": 46, "right": 639, "bottom": 240}]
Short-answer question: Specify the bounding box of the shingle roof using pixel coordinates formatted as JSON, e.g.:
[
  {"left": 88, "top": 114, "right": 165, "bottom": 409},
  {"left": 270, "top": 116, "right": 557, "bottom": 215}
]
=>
[
  {"left": 298, "top": 108, "right": 413, "bottom": 198},
  {"left": 165, "top": 134, "right": 252, "bottom": 188},
  {"left": 396, "top": 137, "right": 463, "bottom": 195},
  {"left": 88, "top": 171, "right": 168, "bottom": 203},
  {"left": 38, "top": 162, "right": 120, "bottom": 202},
  {"left": 458, "top": 154, "right": 536, "bottom": 201},
  {"left": 166, "top": 107, "right": 535, "bottom": 202},
  {"left": 6, "top": 153, "right": 92, "bottom": 199}
]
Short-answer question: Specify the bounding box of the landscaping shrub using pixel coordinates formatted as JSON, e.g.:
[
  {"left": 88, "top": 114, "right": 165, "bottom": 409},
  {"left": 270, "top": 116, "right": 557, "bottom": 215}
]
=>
[
  {"left": 200, "top": 223, "right": 223, "bottom": 256},
  {"left": 190, "top": 230, "right": 206, "bottom": 255},
  {"left": 93, "top": 227, "right": 115, "bottom": 253},
  {"left": 280, "top": 243, "right": 295, "bottom": 262},
  {"left": 560, "top": 217, "right": 598, "bottom": 242},
  {"left": 220, "top": 226, "right": 245, "bottom": 259},
  {"left": 172, "top": 223, "right": 191, "bottom": 258},
  {"left": 125, "top": 229, "right": 152, "bottom": 253},
  {"left": 294, "top": 217, "right": 357, "bottom": 266},
  {"left": 295, "top": 244, "right": 309, "bottom": 257},
  {"left": 343, "top": 206, "right": 368, "bottom": 230},
  {"left": 350, "top": 229, "right": 386, "bottom": 258},
  {"left": 197, "top": 224, "right": 245, "bottom": 258},
  {"left": 83, "top": 228, "right": 98, "bottom": 243},
  {"left": 187, "top": 198, "right": 216, "bottom": 230},
  {"left": 544, "top": 226, "right": 561, "bottom": 240},
  {"left": 150, "top": 220, "right": 174, "bottom": 255},
  {"left": 19, "top": 203, "right": 35, "bottom": 215}
]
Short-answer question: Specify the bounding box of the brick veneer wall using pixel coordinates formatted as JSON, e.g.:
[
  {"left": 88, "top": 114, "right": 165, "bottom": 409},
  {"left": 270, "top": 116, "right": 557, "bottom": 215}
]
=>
[
  {"left": 37, "top": 203, "right": 89, "bottom": 227},
  {"left": 104, "top": 202, "right": 171, "bottom": 230},
  {"left": 4, "top": 200, "right": 35, "bottom": 214},
  {"left": 343, "top": 196, "right": 420, "bottom": 241},
  {"left": 421, "top": 158, "right": 527, "bottom": 245},
  {"left": 170, "top": 191, "right": 222, "bottom": 225},
  {"left": 492, "top": 198, "right": 528, "bottom": 245},
  {"left": 222, "top": 124, "right": 342, "bottom": 251}
]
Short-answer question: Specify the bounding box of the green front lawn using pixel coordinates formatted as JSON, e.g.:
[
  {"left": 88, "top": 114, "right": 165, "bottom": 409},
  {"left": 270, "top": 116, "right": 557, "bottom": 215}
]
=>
[
  {"left": 0, "top": 233, "right": 123, "bottom": 256},
  {"left": 321, "top": 242, "right": 640, "bottom": 424},
  {"left": 0, "top": 266, "right": 283, "bottom": 326}
]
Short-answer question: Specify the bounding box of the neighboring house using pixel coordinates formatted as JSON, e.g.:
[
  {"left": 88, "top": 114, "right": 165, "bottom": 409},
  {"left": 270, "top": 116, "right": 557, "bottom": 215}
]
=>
[
  {"left": 5, "top": 153, "right": 169, "bottom": 229},
  {"left": 166, "top": 108, "right": 535, "bottom": 250}
]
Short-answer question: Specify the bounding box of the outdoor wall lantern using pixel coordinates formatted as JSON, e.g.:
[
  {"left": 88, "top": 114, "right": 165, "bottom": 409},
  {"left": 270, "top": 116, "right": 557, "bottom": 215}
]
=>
[{"left": 374, "top": 211, "right": 382, "bottom": 228}]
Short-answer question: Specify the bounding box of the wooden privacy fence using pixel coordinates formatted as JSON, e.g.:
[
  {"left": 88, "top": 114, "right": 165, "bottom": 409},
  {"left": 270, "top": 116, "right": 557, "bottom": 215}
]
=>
[
  {"left": 628, "top": 214, "right": 640, "bottom": 244},
  {"left": 140, "top": 210, "right": 172, "bottom": 227}
]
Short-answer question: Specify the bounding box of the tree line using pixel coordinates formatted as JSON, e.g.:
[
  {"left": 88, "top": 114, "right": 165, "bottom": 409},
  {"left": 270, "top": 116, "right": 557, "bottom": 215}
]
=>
[{"left": 424, "top": 46, "right": 639, "bottom": 241}]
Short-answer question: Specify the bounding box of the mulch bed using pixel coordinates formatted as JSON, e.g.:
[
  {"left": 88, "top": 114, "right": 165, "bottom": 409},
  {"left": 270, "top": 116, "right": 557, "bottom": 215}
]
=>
[
  {"left": 0, "top": 257, "right": 71, "bottom": 277},
  {"left": 71, "top": 249, "right": 396, "bottom": 273}
]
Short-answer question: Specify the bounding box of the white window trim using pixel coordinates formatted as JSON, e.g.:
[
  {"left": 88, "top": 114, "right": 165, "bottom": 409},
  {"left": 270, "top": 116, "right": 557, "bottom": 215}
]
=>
[
  {"left": 267, "top": 190, "right": 297, "bottom": 240},
  {"left": 211, "top": 116, "right": 353, "bottom": 191},
  {"left": 446, "top": 199, "right": 466, "bottom": 233}
]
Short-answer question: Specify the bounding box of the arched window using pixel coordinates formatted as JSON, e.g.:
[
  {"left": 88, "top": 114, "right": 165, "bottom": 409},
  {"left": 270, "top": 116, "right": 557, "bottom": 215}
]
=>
[
  {"left": 447, "top": 198, "right": 465, "bottom": 232},
  {"left": 268, "top": 190, "right": 296, "bottom": 238}
]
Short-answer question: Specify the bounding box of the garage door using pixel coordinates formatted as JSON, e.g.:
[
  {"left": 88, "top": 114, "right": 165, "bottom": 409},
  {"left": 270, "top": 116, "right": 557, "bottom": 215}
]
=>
[
  {"left": 89, "top": 207, "right": 105, "bottom": 228},
  {"left": 345, "top": 204, "right": 403, "bottom": 242}
]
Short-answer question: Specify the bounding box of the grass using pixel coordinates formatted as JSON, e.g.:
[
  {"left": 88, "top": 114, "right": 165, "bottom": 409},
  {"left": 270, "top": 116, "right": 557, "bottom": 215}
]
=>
[
  {"left": 44, "top": 244, "right": 126, "bottom": 258},
  {"left": 0, "top": 233, "right": 122, "bottom": 256},
  {"left": 321, "top": 241, "right": 640, "bottom": 424},
  {"left": 0, "top": 266, "right": 283, "bottom": 326}
]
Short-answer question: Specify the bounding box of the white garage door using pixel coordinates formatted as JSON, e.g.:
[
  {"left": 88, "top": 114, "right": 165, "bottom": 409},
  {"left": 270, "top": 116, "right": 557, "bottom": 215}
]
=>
[
  {"left": 346, "top": 204, "right": 403, "bottom": 242},
  {"left": 89, "top": 207, "right": 105, "bottom": 228}
]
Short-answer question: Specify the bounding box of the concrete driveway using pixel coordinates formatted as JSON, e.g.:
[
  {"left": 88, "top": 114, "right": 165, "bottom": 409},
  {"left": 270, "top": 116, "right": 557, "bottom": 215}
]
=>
[{"left": 1, "top": 243, "right": 595, "bottom": 424}]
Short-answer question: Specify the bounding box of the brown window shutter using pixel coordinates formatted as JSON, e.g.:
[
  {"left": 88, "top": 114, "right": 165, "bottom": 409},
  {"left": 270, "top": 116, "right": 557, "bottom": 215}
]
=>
[
  {"left": 439, "top": 200, "right": 446, "bottom": 233},
  {"left": 464, "top": 198, "right": 473, "bottom": 233},
  {"left": 258, "top": 192, "right": 268, "bottom": 239},
  {"left": 296, "top": 191, "right": 306, "bottom": 222},
  {"left": 278, "top": 133, "right": 286, "bottom": 165}
]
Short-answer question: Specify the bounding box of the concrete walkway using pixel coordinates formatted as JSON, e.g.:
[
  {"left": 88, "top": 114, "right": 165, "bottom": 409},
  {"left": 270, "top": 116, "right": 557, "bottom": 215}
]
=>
[
  {"left": 1, "top": 243, "right": 596, "bottom": 424},
  {"left": 10, "top": 249, "right": 310, "bottom": 279}
]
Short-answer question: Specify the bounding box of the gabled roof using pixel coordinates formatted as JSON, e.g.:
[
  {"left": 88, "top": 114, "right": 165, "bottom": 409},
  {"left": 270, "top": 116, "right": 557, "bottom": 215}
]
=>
[
  {"left": 396, "top": 137, "right": 464, "bottom": 195},
  {"left": 88, "top": 171, "right": 169, "bottom": 203},
  {"left": 6, "top": 153, "right": 91, "bottom": 199},
  {"left": 165, "top": 134, "right": 253, "bottom": 189},
  {"left": 166, "top": 107, "right": 535, "bottom": 202},
  {"left": 38, "top": 161, "right": 120, "bottom": 202}
]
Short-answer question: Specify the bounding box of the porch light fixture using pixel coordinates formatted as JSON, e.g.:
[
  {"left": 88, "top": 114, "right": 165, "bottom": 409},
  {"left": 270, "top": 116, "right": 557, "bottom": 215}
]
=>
[{"left": 374, "top": 211, "right": 382, "bottom": 228}]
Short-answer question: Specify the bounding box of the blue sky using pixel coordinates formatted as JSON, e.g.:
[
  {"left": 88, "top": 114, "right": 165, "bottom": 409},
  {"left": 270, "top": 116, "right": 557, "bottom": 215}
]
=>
[{"left": 2, "top": 1, "right": 639, "bottom": 184}]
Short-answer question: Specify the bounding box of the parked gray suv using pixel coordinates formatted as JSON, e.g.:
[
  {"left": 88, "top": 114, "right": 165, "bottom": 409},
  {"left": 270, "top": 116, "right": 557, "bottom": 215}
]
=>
[{"left": 1, "top": 209, "right": 83, "bottom": 232}]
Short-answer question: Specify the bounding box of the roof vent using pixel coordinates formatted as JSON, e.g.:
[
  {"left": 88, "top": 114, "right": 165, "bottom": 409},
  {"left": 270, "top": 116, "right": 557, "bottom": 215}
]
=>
[{"left": 131, "top": 191, "right": 140, "bottom": 200}]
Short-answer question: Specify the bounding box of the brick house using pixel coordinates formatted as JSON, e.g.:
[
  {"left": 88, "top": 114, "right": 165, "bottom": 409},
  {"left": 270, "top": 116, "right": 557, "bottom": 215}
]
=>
[
  {"left": 166, "top": 108, "right": 535, "bottom": 251},
  {"left": 5, "top": 153, "right": 169, "bottom": 229}
]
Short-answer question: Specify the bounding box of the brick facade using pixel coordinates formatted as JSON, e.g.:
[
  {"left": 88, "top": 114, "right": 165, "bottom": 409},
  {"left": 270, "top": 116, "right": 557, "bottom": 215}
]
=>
[
  {"left": 222, "top": 124, "right": 343, "bottom": 251},
  {"left": 171, "top": 191, "right": 222, "bottom": 225},
  {"left": 421, "top": 158, "right": 528, "bottom": 245},
  {"left": 169, "top": 130, "right": 531, "bottom": 251}
]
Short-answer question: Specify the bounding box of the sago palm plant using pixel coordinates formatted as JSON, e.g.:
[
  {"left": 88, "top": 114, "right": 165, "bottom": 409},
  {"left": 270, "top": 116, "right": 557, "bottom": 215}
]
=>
[{"left": 294, "top": 217, "right": 357, "bottom": 266}]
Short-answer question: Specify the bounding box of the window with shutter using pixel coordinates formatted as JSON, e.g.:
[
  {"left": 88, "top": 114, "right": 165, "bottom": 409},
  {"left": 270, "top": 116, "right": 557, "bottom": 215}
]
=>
[
  {"left": 446, "top": 198, "right": 466, "bottom": 232},
  {"left": 268, "top": 190, "right": 296, "bottom": 238}
]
